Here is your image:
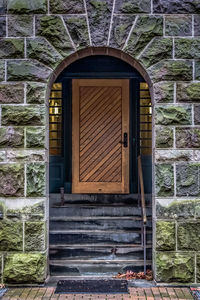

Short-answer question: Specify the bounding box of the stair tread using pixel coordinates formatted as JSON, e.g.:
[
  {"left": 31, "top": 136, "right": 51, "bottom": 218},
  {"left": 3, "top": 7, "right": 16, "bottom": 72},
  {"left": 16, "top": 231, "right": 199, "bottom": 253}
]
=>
[
  {"left": 50, "top": 259, "right": 152, "bottom": 264},
  {"left": 50, "top": 229, "right": 151, "bottom": 233},
  {"left": 49, "top": 244, "right": 151, "bottom": 248},
  {"left": 50, "top": 216, "right": 147, "bottom": 220}
]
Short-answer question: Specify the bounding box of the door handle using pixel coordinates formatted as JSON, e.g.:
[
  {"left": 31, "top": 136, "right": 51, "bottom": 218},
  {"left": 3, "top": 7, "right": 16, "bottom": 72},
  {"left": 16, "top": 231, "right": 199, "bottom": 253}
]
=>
[{"left": 120, "top": 133, "right": 128, "bottom": 148}]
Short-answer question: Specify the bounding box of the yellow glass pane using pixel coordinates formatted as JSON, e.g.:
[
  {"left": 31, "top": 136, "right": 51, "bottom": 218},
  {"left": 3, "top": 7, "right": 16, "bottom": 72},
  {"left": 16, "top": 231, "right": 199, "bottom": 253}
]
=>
[
  {"left": 51, "top": 91, "right": 62, "bottom": 98},
  {"left": 52, "top": 83, "right": 62, "bottom": 90},
  {"left": 140, "top": 90, "right": 150, "bottom": 97},
  {"left": 140, "top": 82, "right": 149, "bottom": 90}
]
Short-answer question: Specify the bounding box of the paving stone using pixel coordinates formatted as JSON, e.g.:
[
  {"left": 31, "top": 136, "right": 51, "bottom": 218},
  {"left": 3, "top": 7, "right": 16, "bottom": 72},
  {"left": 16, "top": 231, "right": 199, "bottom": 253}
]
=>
[
  {"left": 8, "top": 15, "right": 33, "bottom": 37},
  {"left": 165, "top": 15, "right": 192, "bottom": 36}
]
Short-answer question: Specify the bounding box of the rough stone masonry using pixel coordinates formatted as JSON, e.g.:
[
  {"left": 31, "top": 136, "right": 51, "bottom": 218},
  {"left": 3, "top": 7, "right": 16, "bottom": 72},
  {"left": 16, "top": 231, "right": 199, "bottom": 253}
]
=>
[{"left": 0, "top": 0, "right": 200, "bottom": 284}]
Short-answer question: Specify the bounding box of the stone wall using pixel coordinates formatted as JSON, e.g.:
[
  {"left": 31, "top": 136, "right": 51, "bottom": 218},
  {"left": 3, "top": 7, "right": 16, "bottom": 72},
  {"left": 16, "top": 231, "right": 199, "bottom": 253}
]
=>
[{"left": 0, "top": 0, "right": 199, "bottom": 284}]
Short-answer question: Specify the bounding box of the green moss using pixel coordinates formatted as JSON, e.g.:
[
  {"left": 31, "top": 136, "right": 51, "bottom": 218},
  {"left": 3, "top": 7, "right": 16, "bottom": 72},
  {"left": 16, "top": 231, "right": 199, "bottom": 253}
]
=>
[
  {"left": 156, "top": 221, "right": 175, "bottom": 251},
  {"left": 0, "top": 221, "right": 23, "bottom": 251}
]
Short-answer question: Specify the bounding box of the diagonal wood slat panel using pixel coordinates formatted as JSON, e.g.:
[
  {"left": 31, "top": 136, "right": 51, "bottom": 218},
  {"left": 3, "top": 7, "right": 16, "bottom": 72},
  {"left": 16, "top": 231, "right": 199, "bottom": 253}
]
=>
[
  {"left": 79, "top": 86, "right": 122, "bottom": 183},
  {"left": 72, "top": 79, "right": 129, "bottom": 194}
]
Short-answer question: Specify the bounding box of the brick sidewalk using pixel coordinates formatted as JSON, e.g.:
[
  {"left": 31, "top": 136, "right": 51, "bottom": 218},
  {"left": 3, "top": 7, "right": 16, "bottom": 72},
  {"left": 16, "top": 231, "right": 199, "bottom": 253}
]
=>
[{"left": 1, "top": 287, "right": 194, "bottom": 299}]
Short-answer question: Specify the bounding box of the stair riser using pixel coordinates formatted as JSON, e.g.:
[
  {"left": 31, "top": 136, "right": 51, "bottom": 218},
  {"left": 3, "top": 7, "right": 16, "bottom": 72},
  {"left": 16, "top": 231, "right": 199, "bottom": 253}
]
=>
[
  {"left": 50, "top": 206, "right": 152, "bottom": 218},
  {"left": 49, "top": 248, "right": 152, "bottom": 261},
  {"left": 50, "top": 219, "right": 152, "bottom": 231},
  {"left": 50, "top": 263, "right": 152, "bottom": 276},
  {"left": 50, "top": 194, "right": 152, "bottom": 206},
  {"left": 49, "top": 232, "right": 152, "bottom": 245}
]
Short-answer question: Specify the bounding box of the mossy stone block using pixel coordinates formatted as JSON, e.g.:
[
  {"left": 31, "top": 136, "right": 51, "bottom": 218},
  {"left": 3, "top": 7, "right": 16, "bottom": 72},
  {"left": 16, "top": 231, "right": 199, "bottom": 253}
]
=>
[
  {"left": 157, "top": 199, "right": 200, "bottom": 219},
  {"left": 27, "top": 164, "right": 45, "bottom": 197},
  {"left": 86, "top": 0, "right": 112, "bottom": 46},
  {"left": 156, "top": 126, "right": 173, "bottom": 148},
  {"left": 63, "top": 16, "right": 90, "bottom": 49},
  {"left": 155, "top": 105, "right": 191, "bottom": 125},
  {"left": 175, "top": 38, "right": 200, "bottom": 59},
  {"left": 0, "top": 38, "right": 24, "bottom": 59},
  {"left": 156, "top": 221, "right": 175, "bottom": 251},
  {"left": 115, "top": 0, "right": 151, "bottom": 13},
  {"left": 0, "top": 83, "right": 24, "bottom": 104},
  {"left": 165, "top": 15, "right": 192, "bottom": 36},
  {"left": 49, "top": 0, "right": 85, "bottom": 14},
  {"left": 155, "top": 150, "right": 192, "bottom": 163},
  {"left": 26, "top": 127, "right": 45, "bottom": 148},
  {"left": 155, "top": 164, "right": 174, "bottom": 197},
  {"left": 25, "top": 221, "right": 46, "bottom": 251},
  {"left": 194, "top": 105, "right": 200, "bottom": 125},
  {"left": 194, "top": 15, "right": 200, "bottom": 36},
  {"left": 0, "top": 17, "right": 6, "bottom": 37},
  {"left": 2, "top": 105, "right": 45, "bottom": 126},
  {"left": 176, "top": 164, "right": 200, "bottom": 197},
  {"left": 196, "top": 61, "right": 200, "bottom": 81},
  {"left": 154, "top": 82, "right": 174, "bottom": 103},
  {"left": 0, "top": 202, "right": 5, "bottom": 219},
  {"left": 0, "top": 0, "right": 6, "bottom": 14},
  {"left": 109, "top": 15, "right": 135, "bottom": 49},
  {"left": 178, "top": 222, "right": 200, "bottom": 251},
  {"left": 0, "top": 164, "right": 24, "bottom": 197},
  {"left": 4, "top": 253, "right": 46, "bottom": 283},
  {"left": 36, "top": 16, "right": 74, "bottom": 57},
  {"left": 176, "top": 128, "right": 200, "bottom": 148},
  {"left": 26, "top": 82, "right": 46, "bottom": 104},
  {"left": 177, "top": 83, "right": 200, "bottom": 102},
  {"left": 148, "top": 60, "right": 193, "bottom": 83},
  {"left": 6, "top": 201, "right": 45, "bottom": 221},
  {"left": 126, "top": 15, "right": 163, "bottom": 57},
  {"left": 27, "top": 37, "right": 63, "bottom": 69},
  {"left": 0, "top": 221, "right": 23, "bottom": 251},
  {"left": 7, "top": 0, "right": 47, "bottom": 14},
  {"left": 156, "top": 252, "right": 194, "bottom": 283},
  {"left": 0, "top": 126, "right": 24, "bottom": 148},
  {"left": 0, "top": 61, "right": 4, "bottom": 81},
  {"left": 139, "top": 38, "right": 172, "bottom": 68},
  {"left": 8, "top": 15, "right": 33, "bottom": 37},
  {"left": 196, "top": 254, "right": 200, "bottom": 282},
  {"left": 153, "top": 0, "right": 200, "bottom": 13}
]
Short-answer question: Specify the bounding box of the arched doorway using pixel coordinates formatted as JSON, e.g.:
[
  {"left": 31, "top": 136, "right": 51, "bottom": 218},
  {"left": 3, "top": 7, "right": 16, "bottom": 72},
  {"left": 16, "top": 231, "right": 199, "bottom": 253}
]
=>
[{"left": 49, "top": 54, "right": 152, "bottom": 277}]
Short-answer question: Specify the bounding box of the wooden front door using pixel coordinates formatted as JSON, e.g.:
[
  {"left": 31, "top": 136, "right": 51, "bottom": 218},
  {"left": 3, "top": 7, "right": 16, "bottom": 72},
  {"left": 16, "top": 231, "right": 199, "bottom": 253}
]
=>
[{"left": 72, "top": 79, "right": 129, "bottom": 194}]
